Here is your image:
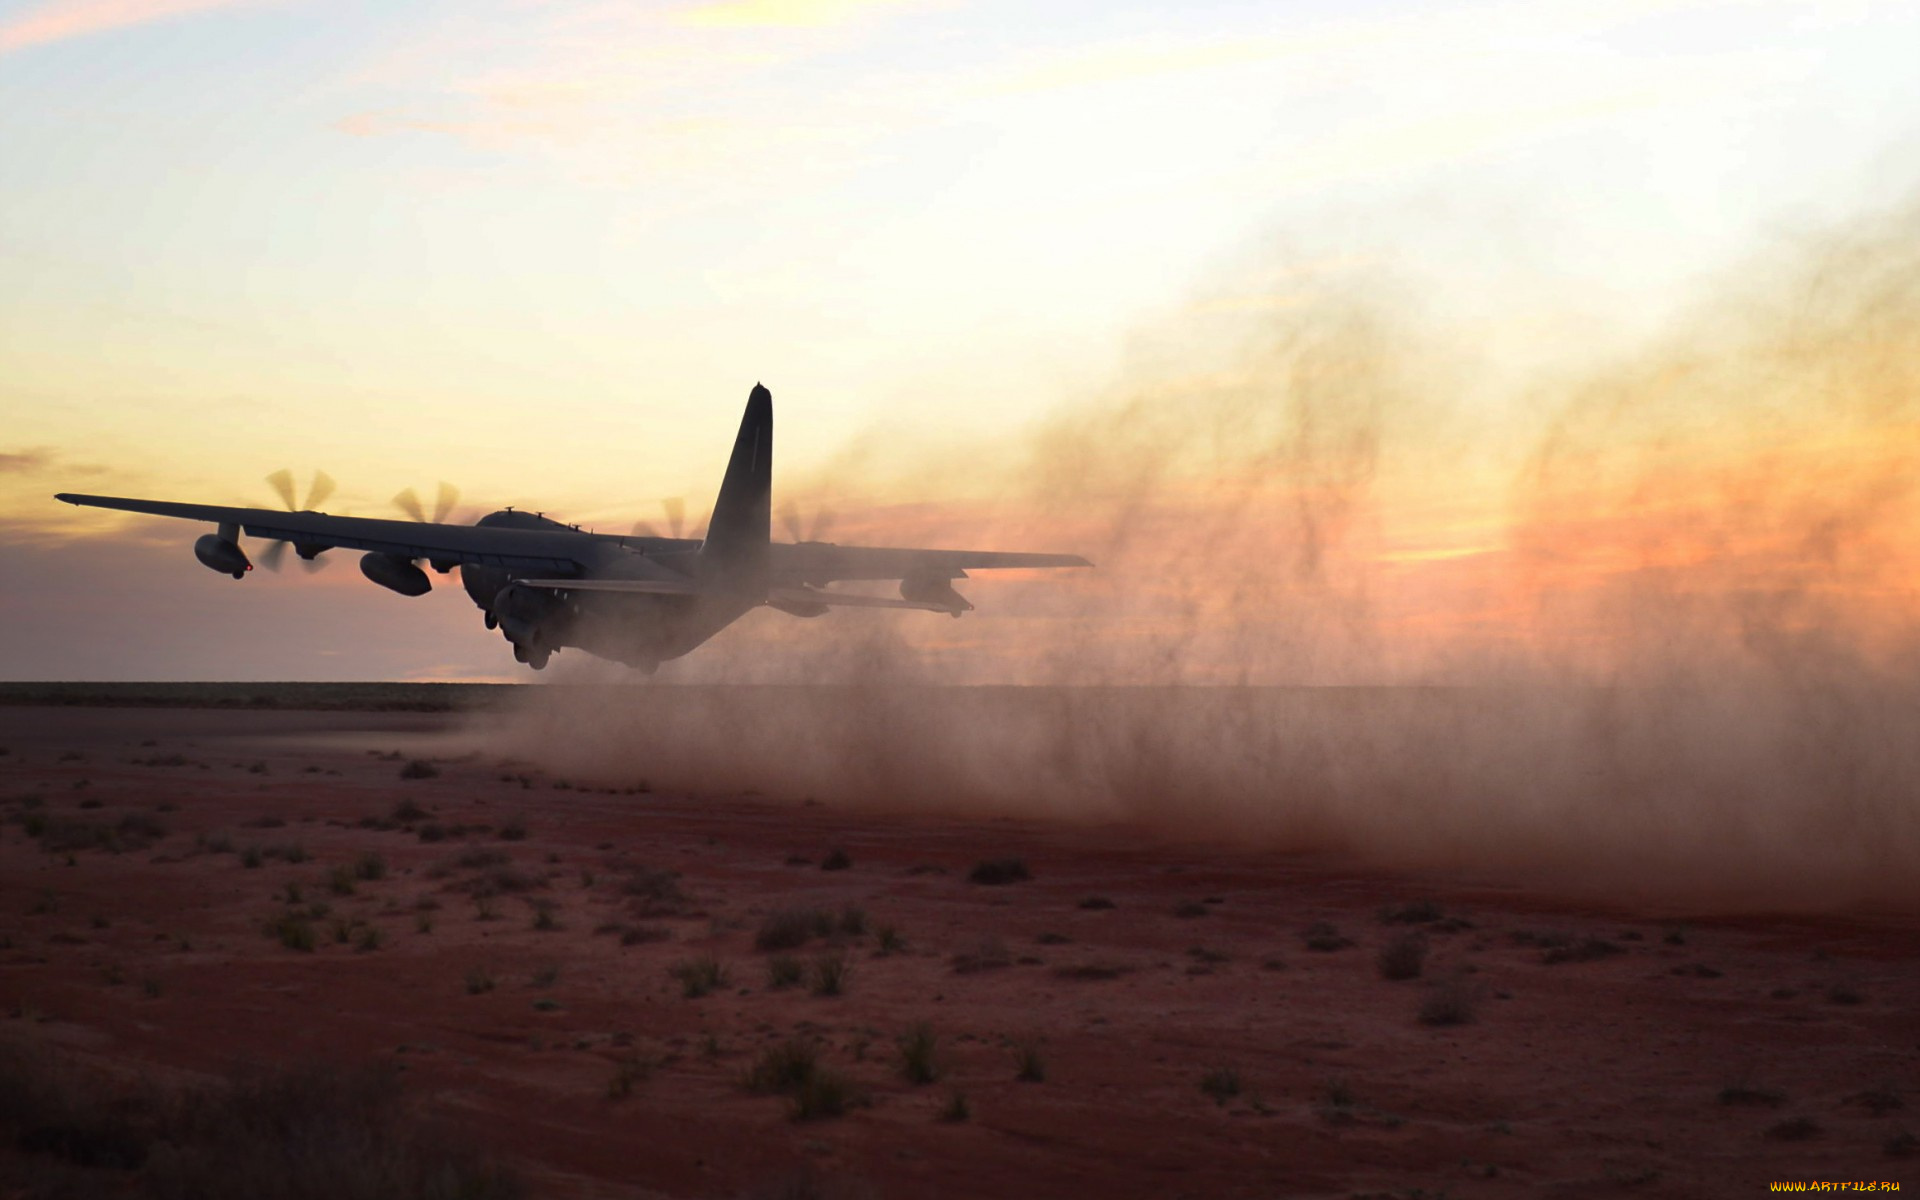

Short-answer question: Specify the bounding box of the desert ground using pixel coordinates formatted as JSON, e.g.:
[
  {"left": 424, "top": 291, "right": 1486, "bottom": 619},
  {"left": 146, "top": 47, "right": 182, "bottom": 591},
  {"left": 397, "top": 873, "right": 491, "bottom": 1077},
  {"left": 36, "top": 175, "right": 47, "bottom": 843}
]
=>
[{"left": 1, "top": 694, "right": 1915, "bottom": 1198}]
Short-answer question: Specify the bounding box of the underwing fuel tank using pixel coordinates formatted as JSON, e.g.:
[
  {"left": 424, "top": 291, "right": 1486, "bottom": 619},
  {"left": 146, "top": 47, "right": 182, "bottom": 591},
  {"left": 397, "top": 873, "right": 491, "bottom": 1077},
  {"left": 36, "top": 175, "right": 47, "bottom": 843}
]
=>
[
  {"left": 360, "top": 552, "right": 432, "bottom": 597},
  {"left": 193, "top": 534, "right": 251, "bottom": 579}
]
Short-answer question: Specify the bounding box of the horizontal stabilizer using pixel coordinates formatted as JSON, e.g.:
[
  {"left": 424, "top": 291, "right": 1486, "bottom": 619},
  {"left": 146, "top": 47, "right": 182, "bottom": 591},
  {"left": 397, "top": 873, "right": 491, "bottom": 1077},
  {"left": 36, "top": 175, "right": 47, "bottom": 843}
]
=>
[{"left": 517, "top": 577, "right": 956, "bottom": 612}]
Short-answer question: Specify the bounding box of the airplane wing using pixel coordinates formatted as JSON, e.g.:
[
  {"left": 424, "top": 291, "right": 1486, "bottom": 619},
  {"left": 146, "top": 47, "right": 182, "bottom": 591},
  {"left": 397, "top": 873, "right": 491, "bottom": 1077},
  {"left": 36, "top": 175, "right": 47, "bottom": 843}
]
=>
[
  {"left": 52, "top": 493, "right": 608, "bottom": 573},
  {"left": 768, "top": 543, "right": 1092, "bottom": 583},
  {"left": 517, "top": 576, "right": 961, "bottom": 613}
]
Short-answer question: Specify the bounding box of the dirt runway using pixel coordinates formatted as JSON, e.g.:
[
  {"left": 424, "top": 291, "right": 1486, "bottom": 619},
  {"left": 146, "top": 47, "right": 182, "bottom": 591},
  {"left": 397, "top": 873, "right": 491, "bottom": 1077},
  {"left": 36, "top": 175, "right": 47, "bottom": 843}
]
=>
[{"left": 1, "top": 703, "right": 1914, "bottom": 1197}]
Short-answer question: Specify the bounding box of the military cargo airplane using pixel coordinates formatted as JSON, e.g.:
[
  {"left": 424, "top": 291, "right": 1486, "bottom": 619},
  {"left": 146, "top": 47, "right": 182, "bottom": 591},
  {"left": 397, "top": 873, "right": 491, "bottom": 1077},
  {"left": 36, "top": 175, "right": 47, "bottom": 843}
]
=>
[{"left": 55, "top": 384, "right": 1091, "bottom": 672}]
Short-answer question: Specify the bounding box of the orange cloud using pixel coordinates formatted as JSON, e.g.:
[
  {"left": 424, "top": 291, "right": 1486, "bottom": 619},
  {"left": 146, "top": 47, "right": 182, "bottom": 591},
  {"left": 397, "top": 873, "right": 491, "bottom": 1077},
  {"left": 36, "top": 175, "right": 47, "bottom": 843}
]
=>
[{"left": 0, "top": 0, "right": 267, "bottom": 54}]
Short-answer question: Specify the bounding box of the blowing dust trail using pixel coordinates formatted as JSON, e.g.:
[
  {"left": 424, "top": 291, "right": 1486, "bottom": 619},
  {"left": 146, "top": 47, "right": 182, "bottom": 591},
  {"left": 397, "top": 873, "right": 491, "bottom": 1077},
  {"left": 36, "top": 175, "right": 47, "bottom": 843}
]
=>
[{"left": 491, "top": 199, "right": 1920, "bottom": 913}]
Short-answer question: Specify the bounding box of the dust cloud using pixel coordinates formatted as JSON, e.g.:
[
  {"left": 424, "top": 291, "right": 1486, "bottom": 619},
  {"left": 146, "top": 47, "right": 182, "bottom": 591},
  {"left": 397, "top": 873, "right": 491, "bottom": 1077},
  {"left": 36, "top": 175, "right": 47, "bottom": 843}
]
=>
[{"left": 490, "top": 199, "right": 1920, "bottom": 912}]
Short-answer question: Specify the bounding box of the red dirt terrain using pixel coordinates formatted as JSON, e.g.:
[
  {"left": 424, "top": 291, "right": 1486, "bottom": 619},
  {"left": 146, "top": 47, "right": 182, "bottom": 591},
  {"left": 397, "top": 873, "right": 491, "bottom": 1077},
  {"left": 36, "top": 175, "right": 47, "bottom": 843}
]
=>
[{"left": 1, "top": 704, "right": 1915, "bottom": 1198}]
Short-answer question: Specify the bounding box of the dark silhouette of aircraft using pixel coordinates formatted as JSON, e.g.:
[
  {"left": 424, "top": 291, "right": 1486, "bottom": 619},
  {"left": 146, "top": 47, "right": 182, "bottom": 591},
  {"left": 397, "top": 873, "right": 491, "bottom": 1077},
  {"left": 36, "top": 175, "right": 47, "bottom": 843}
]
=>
[{"left": 55, "top": 385, "right": 1091, "bottom": 671}]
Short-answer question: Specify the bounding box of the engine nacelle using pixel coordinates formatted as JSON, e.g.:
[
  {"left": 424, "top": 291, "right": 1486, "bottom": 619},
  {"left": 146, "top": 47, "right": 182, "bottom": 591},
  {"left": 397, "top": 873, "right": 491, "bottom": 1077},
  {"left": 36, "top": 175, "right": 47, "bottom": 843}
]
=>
[
  {"left": 193, "top": 534, "right": 251, "bottom": 578},
  {"left": 901, "top": 574, "right": 972, "bottom": 614},
  {"left": 360, "top": 552, "right": 431, "bottom": 597},
  {"left": 492, "top": 583, "right": 558, "bottom": 647}
]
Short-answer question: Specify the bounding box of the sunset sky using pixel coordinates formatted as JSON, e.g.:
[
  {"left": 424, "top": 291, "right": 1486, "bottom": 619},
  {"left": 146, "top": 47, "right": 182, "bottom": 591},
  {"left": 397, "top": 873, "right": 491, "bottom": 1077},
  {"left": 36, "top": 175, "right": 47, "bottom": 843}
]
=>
[{"left": 3, "top": 0, "right": 1917, "bottom": 681}]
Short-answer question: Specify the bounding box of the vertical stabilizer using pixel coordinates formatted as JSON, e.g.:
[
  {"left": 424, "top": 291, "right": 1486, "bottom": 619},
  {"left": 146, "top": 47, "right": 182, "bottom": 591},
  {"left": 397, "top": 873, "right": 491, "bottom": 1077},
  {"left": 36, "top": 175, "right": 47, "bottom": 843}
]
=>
[{"left": 699, "top": 383, "right": 772, "bottom": 589}]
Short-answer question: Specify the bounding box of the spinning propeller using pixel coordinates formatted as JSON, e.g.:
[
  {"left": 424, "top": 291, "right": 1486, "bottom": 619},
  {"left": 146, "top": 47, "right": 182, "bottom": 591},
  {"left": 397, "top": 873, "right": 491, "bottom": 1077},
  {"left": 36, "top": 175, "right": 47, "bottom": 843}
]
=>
[
  {"left": 632, "top": 497, "right": 705, "bottom": 540},
  {"left": 778, "top": 499, "right": 836, "bottom": 544},
  {"left": 258, "top": 469, "right": 336, "bottom": 572},
  {"left": 392, "top": 481, "right": 461, "bottom": 524}
]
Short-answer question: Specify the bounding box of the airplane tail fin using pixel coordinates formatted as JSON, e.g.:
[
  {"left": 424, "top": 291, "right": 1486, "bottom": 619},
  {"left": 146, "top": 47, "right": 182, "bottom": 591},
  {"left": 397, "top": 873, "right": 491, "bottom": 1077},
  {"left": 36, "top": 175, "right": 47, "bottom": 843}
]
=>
[{"left": 699, "top": 383, "right": 772, "bottom": 589}]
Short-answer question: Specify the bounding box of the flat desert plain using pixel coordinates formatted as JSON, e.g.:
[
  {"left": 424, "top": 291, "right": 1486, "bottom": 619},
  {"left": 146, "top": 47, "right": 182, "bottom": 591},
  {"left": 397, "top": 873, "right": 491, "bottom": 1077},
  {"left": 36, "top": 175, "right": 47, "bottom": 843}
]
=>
[{"left": 1, "top": 699, "right": 1915, "bottom": 1198}]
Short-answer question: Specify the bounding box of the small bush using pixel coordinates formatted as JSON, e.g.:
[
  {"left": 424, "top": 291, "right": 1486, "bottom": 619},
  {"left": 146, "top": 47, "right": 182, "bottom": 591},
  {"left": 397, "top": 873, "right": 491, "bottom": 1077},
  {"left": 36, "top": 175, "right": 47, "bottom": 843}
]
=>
[
  {"left": 531, "top": 902, "right": 560, "bottom": 932},
  {"left": 241, "top": 846, "right": 264, "bottom": 869},
  {"left": 967, "top": 858, "right": 1030, "bottom": 886},
  {"left": 1418, "top": 976, "right": 1478, "bottom": 1026},
  {"left": 1303, "top": 921, "right": 1353, "bottom": 952},
  {"left": 265, "top": 911, "right": 316, "bottom": 952},
  {"left": 497, "top": 816, "right": 528, "bottom": 842},
  {"left": 670, "top": 956, "right": 728, "bottom": 998},
  {"left": 1764, "top": 1116, "right": 1821, "bottom": 1141},
  {"left": 619, "top": 925, "right": 670, "bottom": 947},
  {"left": 1078, "top": 895, "right": 1116, "bottom": 910},
  {"left": 398, "top": 759, "right": 439, "bottom": 780},
  {"left": 352, "top": 851, "right": 387, "bottom": 881},
  {"left": 1377, "top": 931, "right": 1429, "bottom": 981},
  {"left": 820, "top": 848, "right": 852, "bottom": 871},
  {"left": 1380, "top": 900, "right": 1445, "bottom": 924},
  {"left": 1541, "top": 936, "right": 1624, "bottom": 965},
  {"left": 875, "top": 924, "right": 906, "bottom": 956},
  {"left": 390, "top": 798, "right": 429, "bottom": 823},
  {"left": 898, "top": 1023, "right": 941, "bottom": 1084},
  {"left": 328, "top": 865, "right": 356, "bottom": 896},
  {"left": 1720, "top": 1081, "right": 1786, "bottom": 1107},
  {"left": 354, "top": 925, "right": 384, "bottom": 953},
  {"left": 809, "top": 952, "right": 849, "bottom": 997},
  {"left": 617, "top": 866, "right": 689, "bottom": 915},
  {"left": 951, "top": 937, "right": 1012, "bottom": 974},
  {"left": 837, "top": 907, "right": 868, "bottom": 936},
  {"left": 464, "top": 967, "right": 496, "bottom": 995},
  {"left": 1200, "top": 1067, "right": 1242, "bottom": 1105},
  {"left": 1172, "top": 901, "right": 1209, "bottom": 919}
]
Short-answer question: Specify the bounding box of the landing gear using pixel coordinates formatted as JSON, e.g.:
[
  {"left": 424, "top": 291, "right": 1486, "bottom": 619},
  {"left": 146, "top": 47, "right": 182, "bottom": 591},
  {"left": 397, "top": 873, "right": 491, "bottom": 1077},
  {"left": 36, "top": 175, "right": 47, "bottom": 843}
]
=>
[
  {"left": 512, "top": 642, "right": 529, "bottom": 664},
  {"left": 484, "top": 612, "right": 498, "bottom": 630},
  {"left": 528, "top": 648, "right": 550, "bottom": 671}
]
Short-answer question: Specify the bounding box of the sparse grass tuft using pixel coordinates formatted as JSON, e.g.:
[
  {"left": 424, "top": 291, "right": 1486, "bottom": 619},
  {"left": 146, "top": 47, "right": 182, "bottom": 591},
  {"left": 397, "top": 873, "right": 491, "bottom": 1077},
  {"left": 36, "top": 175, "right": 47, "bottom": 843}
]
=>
[
  {"left": 898, "top": 1023, "right": 941, "bottom": 1085},
  {"left": 809, "top": 952, "right": 850, "bottom": 997},
  {"left": 767, "top": 956, "right": 804, "bottom": 990},
  {"left": 328, "top": 865, "right": 357, "bottom": 896},
  {"left": 1014, "top": 1041, "right": 1045, "bottom": 1083},
  {"left": 497, "top": 816, "right": 528, "bottom": 842},
  {"left": 607, "top": 1054, "right": 649, "bottom": 1099},
  {"left": 745, "top": 1039, "right": 820, "bottom": 1095},
  {"left": 790, "top": 1070, "right": 861, "bottom": 1122},
  {"left": 398, "top": 758, "right": 439, "bottom": 780},
  {"left": 465, "top": 967, "right": 496, "bottom": 995},
  {"left": 874, "top": 924, "right": 906, "bottom": 956},
  {"left": 967, "top": 858, "right": 1031, "bottom": 886},
  {"left": 939, "top": 1089, "right": 970, "bottom": 1122},
  {"left": 820, "top": 848, "right": 852, "bottom": 871},
  {"left": 531, "top": 901, "right": 560, "bottom": 932},
  {"left": 670, "top": 956, "right": 729, "bottom": 998},
  {"left": 1377, "top": 931, "right": 1429, "bottom": 981},
  {"left": 1078, "top": 895, "right": 1116, "bottom": 910},
  {"left": 352, "top": 851, "right": 387, "bottom": 881},
  {"left": 755, "top": 907, "right": 834, "bottom": 952}
]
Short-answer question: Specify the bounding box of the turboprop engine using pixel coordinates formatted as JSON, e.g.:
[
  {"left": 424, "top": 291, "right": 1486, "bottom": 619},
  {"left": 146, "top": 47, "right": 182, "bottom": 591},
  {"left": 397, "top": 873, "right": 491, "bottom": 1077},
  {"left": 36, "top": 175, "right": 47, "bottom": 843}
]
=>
[
  {"left": 901, "top": 573, "right": 972, "bottom": 616},
  {"left": 359, "top": 552, "right": 431, "bottom": 597},
  {"left": 193, "top": 534, "right": 251, "bottom": 579}
]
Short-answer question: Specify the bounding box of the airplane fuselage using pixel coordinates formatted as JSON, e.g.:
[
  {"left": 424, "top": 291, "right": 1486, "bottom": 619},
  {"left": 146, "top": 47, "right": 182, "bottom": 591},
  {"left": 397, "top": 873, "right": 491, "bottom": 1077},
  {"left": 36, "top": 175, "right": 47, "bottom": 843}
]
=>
[{"left": 459, "top": 509, "right": 752, "bottom": 671}]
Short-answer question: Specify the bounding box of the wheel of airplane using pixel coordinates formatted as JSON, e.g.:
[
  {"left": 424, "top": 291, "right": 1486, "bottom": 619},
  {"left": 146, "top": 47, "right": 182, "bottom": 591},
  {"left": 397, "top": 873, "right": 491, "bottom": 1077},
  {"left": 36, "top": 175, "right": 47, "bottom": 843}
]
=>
[
  {"left": 512, "top": 642, "right": 528, "bottom": 664},
  {"left": 528, "top": 648, "right": 550, "bottom": 670},
  {"left": 484, "top": 612, "right": 498, "bottom": 630}
]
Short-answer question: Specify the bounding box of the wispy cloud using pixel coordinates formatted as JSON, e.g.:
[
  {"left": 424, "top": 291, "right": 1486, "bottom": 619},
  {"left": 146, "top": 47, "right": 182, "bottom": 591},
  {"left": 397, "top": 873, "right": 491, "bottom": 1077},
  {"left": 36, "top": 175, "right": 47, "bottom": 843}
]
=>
[
  {"left": 0, "top": 0, "right": 268, "bottom": 55},
  {"left": 676, "top": 0, "right": 926, "bottom": 29},
  {"left": 0, "top": 448, "right": 54, "bottom": 474}
]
